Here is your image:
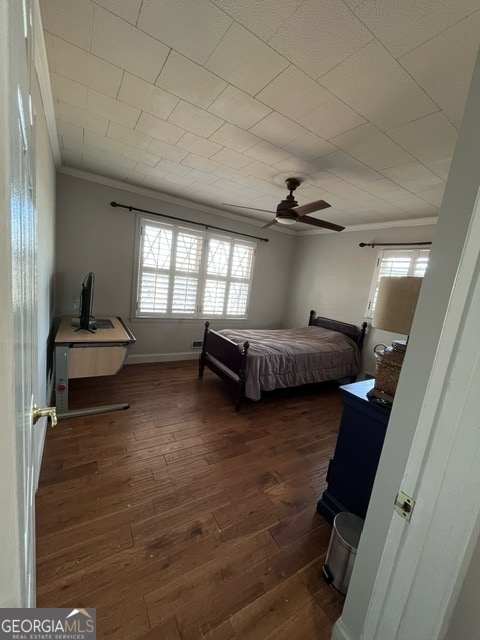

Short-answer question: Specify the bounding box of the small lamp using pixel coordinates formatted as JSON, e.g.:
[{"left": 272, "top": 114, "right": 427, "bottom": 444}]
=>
[{"left": 369, "top": 276, "right": 422, "bottom": 404}]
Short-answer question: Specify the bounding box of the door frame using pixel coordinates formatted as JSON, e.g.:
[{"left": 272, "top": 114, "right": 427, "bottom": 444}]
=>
[
  {"left": 360, "top": 188, "right": 480, "bottom": 640},
  {"left": 0, "top": 0, "right": 24, "bottom": 608},
  {"left": 0, "top": 0, "right": 39, "bottom": 607}
]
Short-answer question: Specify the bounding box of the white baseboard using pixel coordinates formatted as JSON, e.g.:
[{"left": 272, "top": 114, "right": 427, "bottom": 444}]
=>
[
  {"left": 332, "top": 618, "right": 354, "bottom": 640},
  {"left": 126, "top": 352, "right": 199, "bottom": 365}
]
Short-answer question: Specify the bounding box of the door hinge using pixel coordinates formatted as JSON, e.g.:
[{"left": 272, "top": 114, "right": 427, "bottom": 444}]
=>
[{"left": 394, "top": 490, "right": 415, "bottom": 521}]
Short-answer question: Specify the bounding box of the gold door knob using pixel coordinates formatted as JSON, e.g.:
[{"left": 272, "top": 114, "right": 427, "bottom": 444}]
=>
[{"left": 33, "top": 405, "right": 57, "bottom": 427}]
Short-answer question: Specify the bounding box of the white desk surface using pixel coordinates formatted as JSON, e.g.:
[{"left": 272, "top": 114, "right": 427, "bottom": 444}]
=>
[{"left": 55, "top": 316, "right": 135, "bottom": 344}]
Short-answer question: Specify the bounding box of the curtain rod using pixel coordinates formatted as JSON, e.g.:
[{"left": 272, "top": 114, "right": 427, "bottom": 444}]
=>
[
  {"left": 110, "top": 201, "right": 269, "bottom": 243},
  {"left": 359, "top": 241, "right": 432, "bottom": 248}
]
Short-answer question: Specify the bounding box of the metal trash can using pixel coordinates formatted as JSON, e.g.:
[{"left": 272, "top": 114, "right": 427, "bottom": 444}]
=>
[{"left": 322, "top": 512, "right": 364, "bottom": 594}]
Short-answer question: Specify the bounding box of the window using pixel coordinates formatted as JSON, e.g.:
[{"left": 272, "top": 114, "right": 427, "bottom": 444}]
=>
[
  {"left": 366, "top": 248, "right": 430, "bottom": 318},
  {"left": 134, "top": 217, "right": 256, "bottom": 319}
]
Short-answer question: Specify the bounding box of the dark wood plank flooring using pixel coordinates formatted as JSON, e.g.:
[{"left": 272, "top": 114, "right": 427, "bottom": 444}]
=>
[{"left": 36, "top": 361, "right": 345, "bottom": 639}]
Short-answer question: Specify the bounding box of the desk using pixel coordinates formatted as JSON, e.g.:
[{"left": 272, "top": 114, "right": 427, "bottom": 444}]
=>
[{"left": 54, "top": 316, "right": 136, "bottom": 419}]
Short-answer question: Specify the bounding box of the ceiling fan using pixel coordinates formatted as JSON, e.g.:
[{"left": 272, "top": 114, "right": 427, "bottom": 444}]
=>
[{"left": 225, "top": 178, "right": 344, "bottom": 231}]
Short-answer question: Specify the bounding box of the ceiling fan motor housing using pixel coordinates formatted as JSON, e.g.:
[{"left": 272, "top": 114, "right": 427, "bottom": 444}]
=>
[
  {"left": 276, "top": 178, "right": 301, "bottom": 219},
  {"left": 277, "top": 196, "right": 298, "bottom": 210}
]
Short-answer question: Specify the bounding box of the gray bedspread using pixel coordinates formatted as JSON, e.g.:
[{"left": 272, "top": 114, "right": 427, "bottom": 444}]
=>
[{"left": 218, "top": 326, "right": 360, "bottom": 401}]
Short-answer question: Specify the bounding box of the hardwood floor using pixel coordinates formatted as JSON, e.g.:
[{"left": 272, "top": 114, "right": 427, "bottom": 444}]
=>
[{"left": 36, "top": 361, "right": 345, "bottom": 639}]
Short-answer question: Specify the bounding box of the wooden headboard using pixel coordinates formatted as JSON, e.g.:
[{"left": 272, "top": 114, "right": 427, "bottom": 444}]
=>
[{"left": 308, "top": 310, "right": 367, "bottom": 350}]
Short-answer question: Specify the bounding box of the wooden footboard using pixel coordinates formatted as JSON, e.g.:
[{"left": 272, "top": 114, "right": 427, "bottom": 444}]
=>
[
  {"left": 199, "top": 321, "right": 249, "bottom": 411},
  {"left": 199, "top": 312, "right": 368, "bottom": 410}
]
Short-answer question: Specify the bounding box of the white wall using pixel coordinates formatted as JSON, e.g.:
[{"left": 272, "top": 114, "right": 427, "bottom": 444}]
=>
[
  {"left": 284, "top": 224, "right": 435, "bottom": 377},
  {"left": 55, "top": 172, "right": 297, "bottom": 360}
]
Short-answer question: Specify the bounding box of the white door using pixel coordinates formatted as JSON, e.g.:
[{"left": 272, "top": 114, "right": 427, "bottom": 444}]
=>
[{"left": 0, "top": 0, "right": 43, "bottom": 607}]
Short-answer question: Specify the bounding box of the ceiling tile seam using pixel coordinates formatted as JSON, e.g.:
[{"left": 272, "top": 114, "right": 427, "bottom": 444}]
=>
[
  {"left": 201, "top": 21, "right": 291, "bottom": 97},
  {"left": 309, "top": 148, "right": 377, "bottom": 180},
  {"left": 250, "top": 63, "right": 300, "bottom": 106},
  {"left": 152, "top": 46, "right": 174, "bottom": 89},
  {"left": 89, "top": 2, "right": 95, "bottom": 54},
  {"left": 326, "top": 178, "right": 439, "bottom": 216},
  {"left": 248, "top": 61, "right": 370, "bottom": 131},
  {"left": 314, "top": 35, "right": 376, "bottom": 84},
  {"left": 114, "top": 69, "right": 125, "bottom": 101},
  {"left": 379, "top": 114, "right": 451, "bottom": 172},
  {"left": 316, "top": 38, "right": 440, "bottom": 131},
  {"left": 47, "top": 21, "right": 338, "bottom": 159},
  {"left": 374, "top": 171, "right": 445, "bottom": 209},
  {"left": 349, "top": 2, "right": 404, "bottom": 60},
  {"left": 213, "top": 0, "right": 299, "bottom": 45},
  {"left": 47, "top": 29, "right": 92, "bottom": 58},
  {"left": 316, "top": 182, "right": 413, "bottom": 215},
  {"left": 134, "top": 0, "right": 144, "bottom": 28},
  {"left": 289, "top": 88, "right": 370, "bottom": 142},
  {"left": 354, "top": 5, "right": 480, "bottom": 61},
  {"left": 330, "top": 119, "right": 421, "bottom": 165},
  {"left": 88, "top": 0, "right": 140, "bottom": 28},
  {"left": 264, "top": 0, "right": 378, "bottom": 83},
  {"left": 49, "top": 35, "right": 365, "bottom": 161},
  {"left": 126, "top": 27, "right": 231, "bottom": 79},
  {"left": 394, "top": 55, "right": 462, "bottom": 131},
  {"left": 49, "top": 31, "right": 125, "bottom": 90}
]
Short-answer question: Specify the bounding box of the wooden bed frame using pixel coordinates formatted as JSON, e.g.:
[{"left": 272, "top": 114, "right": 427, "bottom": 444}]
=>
[{"left": 198, "top": 311, "right": 368, "bottom": 411}]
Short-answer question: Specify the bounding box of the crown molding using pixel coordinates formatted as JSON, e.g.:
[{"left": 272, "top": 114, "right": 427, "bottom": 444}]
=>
[
  {"left": 58, "top": 166, "right": 299, "bottom": 235},
  {"left": 33, "top": 0, "right": 61, "bottom": 166},
  {"left": 58, "top": 166, "right": 437, "bottom": 237},
  {"left": 297, "top": 216, "right": 438, "bottom": 236}
]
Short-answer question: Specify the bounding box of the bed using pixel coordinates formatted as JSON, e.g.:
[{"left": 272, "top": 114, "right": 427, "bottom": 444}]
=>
[{"left": 198, "top": 311, "right": 367, "bottom": 410}]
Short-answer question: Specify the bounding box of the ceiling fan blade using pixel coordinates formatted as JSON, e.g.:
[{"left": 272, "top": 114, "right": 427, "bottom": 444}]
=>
[
  {"left": 262, "top": 219, "right": 277, "bottom": 229},
  {"left": 299, "top": 215, "right": 344, "bottom": 232},
  {"left": 291, "top": 199, "right": 331, "bottom": 217},
  {"left": 223, "top": 203, "right": 276, "bottom": 214}
]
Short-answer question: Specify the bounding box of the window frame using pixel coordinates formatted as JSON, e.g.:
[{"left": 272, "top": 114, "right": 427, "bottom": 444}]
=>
[
  {"left": 365, "top": 247, "right": 430, "bottom": 319},
  {"left": 132, "top": 214, "right": 256, "bottom": 321}
]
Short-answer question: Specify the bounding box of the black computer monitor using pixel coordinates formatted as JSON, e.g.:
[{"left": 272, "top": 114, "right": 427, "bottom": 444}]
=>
[{"left": 77, "top": 272, "right": 95, "bottom": 332}]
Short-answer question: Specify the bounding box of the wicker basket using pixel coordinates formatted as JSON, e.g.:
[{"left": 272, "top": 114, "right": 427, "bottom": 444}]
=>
[{"left": 373, "top": 341, "right": 406, "bottom": 398}]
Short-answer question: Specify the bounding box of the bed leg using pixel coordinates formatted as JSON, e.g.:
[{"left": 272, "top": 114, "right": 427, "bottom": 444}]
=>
[
  {"left": 199, "top": 321, "right": 210, "bottom": 378},
  {"left": 235, "top": 340, "right": 249, "bottom": 411},
  {"left": 235, "top": 376, "right": 246, "bottom": 412}
]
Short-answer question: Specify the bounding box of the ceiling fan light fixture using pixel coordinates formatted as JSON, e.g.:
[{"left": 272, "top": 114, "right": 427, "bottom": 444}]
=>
[{"left": 275, "top": 216, "right": 297, "bottom": 225}]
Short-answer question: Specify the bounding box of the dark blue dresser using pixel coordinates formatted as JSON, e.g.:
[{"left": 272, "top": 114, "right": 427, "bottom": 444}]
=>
[{"left": 316, "top": 379, "right": 391, "bottom": 524}]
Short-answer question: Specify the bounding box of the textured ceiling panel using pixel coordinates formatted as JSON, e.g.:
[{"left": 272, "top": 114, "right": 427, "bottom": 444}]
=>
[{"left": 38, "top": 0, "right": 480, "bottom": 231}]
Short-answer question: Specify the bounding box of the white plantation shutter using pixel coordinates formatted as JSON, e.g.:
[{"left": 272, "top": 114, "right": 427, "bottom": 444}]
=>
[
  {"left": 138, "top": 225, "right": 172, "bottom": 313},
  {"left": 171, "top": 230, "right": 202, "bottom": 314},
  {"left": 135, "top": 217, "right": 255, "bottom": 319},
  {"left": 200, "top": 236, "right": 254, "bottom": 316},
  {"left": 227, "top": 243, "right": 254, "bottom": 315},
  {"left": 366, "top": 248, "right": 430, "bottom": 317}
]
